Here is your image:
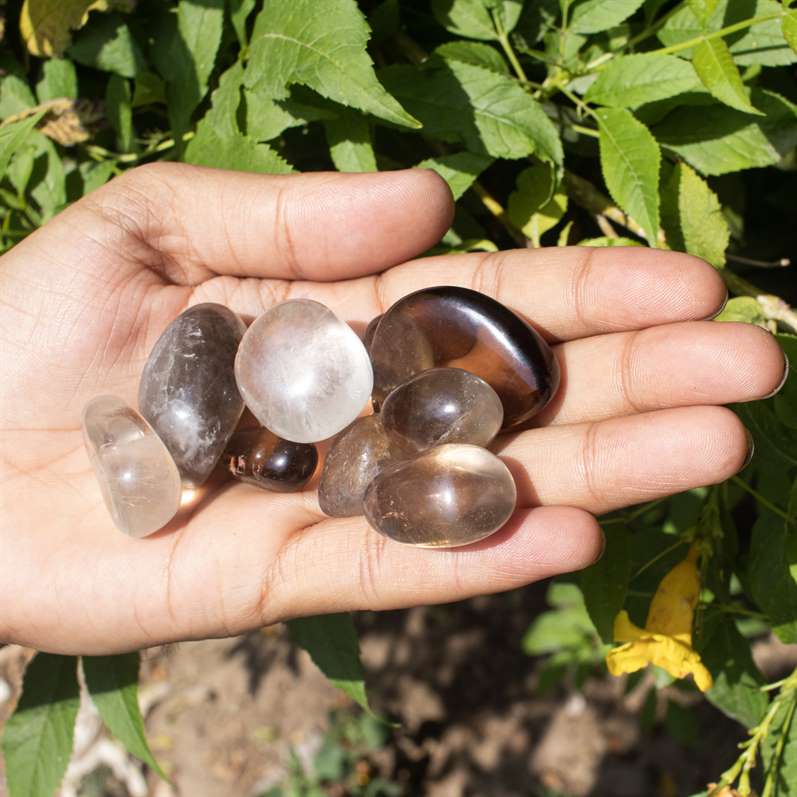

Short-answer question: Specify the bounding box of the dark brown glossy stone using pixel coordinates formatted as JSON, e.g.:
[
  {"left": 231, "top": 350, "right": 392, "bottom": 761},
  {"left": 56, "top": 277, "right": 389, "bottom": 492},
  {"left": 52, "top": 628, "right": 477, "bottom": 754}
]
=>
[
  {"left": 382, "top": 367, "right": 503, "bottom": 450},
  {"left": 363, "top": 444, "right": 517, "bottom": 547},
  {"left": 369, "top": 286, "right": 560, "bottom": 429},
  {"left": 224, "top": 428, "right": 318, "bottom": 492},
  {"left": 363, "top": 314, "right": 383, "bottom": 352},
  {"left": 318, "top": 415, "right": 415, "bottom": 517}
]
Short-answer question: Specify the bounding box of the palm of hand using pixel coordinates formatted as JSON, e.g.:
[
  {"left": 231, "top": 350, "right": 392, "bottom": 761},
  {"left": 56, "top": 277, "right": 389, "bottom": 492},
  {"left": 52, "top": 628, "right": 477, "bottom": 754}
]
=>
[{"left": 0, "top": 164, "right": 785, "bottom": 654}]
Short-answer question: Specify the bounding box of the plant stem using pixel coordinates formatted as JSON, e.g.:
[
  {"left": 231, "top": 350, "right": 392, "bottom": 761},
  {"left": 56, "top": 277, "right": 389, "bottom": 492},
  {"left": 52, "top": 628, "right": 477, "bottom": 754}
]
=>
[
  {"left": 472, "top": 183, "right": 526, "bottom": 246},
  {"left": 731, "top": 476, "right": 790, "bottom": 522},
  {"left": 492, "top": 10, "right": 529, "bottom": 84},
  {"left": 763, "top": 698, "right": 796, "bottom": 797},
  {"left": 571, "top": 122, "right": 599, "bottom": 138}
]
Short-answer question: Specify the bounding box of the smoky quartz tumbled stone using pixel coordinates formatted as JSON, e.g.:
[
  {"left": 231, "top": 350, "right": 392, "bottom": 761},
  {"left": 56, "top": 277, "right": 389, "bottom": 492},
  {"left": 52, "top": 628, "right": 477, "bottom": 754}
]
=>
[
  {"left": 369, "top": 286, "right": 559, "bottom": 429},
  {"left": 235, "top": 300, "right": 373, "bottom": 444},
  {"left": 381, "top": 367, "right": 503, "bottom": 450},
  {"left": 224, "top": 428, "right": 318, "bottom": 492},
  {"left": 139, "top": 303, "right": 246, "bottom": 487},
  {"left": 82, "top": 395, "right": 182, "bottom": 538},
  {"left": 363, "top": 444, "right": 517, "bottom": 547}
]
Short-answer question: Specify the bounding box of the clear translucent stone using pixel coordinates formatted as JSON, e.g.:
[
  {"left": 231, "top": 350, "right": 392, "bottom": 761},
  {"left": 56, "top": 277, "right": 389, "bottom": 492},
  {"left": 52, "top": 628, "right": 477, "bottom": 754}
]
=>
[
  {"left": 363, "top": 444, "right": 517, "bottom": 547},
  {"left": 82, "top": 395, "right": 182, "bottom": 538},
  {"left": 235, "top": 300, "right": 373, "bottom": 443}
]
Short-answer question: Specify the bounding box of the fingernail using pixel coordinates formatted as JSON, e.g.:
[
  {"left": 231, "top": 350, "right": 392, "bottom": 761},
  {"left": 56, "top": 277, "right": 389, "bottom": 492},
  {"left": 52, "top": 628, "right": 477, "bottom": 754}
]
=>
[
  {"left": 761, "top": 349, "right": 790, "bottom": 400},
  {"left": 705, "top": 289, "right": 729, "bottom": 321},
  {"left": 593, "top": 529, "right": 607, "bottom": 563},
  {"left": 742, "top": 428, "right": 756, "bottom": 470}
]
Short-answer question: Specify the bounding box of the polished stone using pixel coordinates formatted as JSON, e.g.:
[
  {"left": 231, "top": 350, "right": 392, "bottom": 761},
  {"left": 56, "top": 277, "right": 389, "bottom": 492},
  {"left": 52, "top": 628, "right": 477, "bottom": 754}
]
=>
[
  {"left": 318, "top": 415, "right": 414, "bottom": 517},
  {"left": 382, "top": 367, "right": 503, "bottom": 450},
  {"left": 369, "top": 286, "right": 559, "bottom": 429},
  {"left": 363, "top": 314, "right": 383, "bottom": 352},
  {"left": 363, "top": 444, "right": 517, "bottom": 547},
  {"left": 224, "top": 428, "right": 317, "bottom": 492},
  {"left": 235, "top": 300, "right": 373, "bottom": 443},
  {"left": 82, "top": 395, "right": 182, "bottom": 538},
  {"left": 139, "top": 303, "right": 246, "bottom": 487}
]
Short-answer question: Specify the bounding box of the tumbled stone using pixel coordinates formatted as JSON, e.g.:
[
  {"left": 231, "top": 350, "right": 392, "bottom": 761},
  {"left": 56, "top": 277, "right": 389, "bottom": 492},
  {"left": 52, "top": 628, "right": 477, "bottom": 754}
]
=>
[
  {"left": 363, "top": 444, "right": 517, "bottom": 547},
  {"left": 224, "top": 428, "right": 317, "bottom": 492},
  {"left": 318, "top": 415, "right": 414, "bottom": 517},
  {"left": 381, "top": 367, "right": 503, "bottom": 450},
  {"left": 363, "top": 314, "right": 383, "bottom": 352},
  {"left": 235, "top": 300, "right": 373, "bottom": 443},
  {"left": 139, "top": 303, "right": 246, "bottom": 487},
  {"left": 82, "top": 395, "right": 182, "bottom": 538},
  {"left": 369, "top": 286, "right": 560, "bottom": 429}
]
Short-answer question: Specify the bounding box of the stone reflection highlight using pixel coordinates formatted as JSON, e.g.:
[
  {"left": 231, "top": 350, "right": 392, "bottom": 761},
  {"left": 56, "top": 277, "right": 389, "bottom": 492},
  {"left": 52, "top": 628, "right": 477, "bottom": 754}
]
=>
[
  {"left": 224, "top": 428, "right": 317, "bottom": 492},
  {"left": 82, "top": 395, "right": 182, "bottom": 537},
  {"left": 381, "top": 367, "right": 503, "bottom": 450},
  {"left": 363, "top": 444, "right": 517, "bottom": 547}
]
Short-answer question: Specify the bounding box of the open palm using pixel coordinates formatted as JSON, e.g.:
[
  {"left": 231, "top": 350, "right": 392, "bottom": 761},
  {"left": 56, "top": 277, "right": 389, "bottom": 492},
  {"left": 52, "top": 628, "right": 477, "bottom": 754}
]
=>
[{"left": 0, "top": 164, "right": 786, "bottom": 655}]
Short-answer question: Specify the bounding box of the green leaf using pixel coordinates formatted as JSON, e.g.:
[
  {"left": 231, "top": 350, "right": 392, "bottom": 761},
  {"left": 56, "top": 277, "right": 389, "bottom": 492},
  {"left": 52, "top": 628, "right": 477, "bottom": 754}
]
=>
[
  {"left": 692, "top": 37, "right": 762, "bottom": 115},
  {"left": 434, "top": 41, "right": 509, "bottom": 73},
  {"left": 658, "top": 0, "right": 796, "bottom": 67},
  {"left": 715, "top": 296, "right": 767, "bottom": 325},
  {"left": 106, "top": 74, "right": 133, "bottom": 152},
  {"left": 522, "top": 584, "right": 595, "bottom": 654},
  {"left": 0, "top": 73, "right": 37, "bottom": 120},
  {"left": 761, "top": 694, "right": 797, "bottom": 796},
  {"left": 688, "top": 0, "right": 720, "bottom": 22},
  {"left": 785, "top": 9, "right": 797, "bottom": 54},
  {"left": 381, "top": 61, "right": 563, "bottom": 165},
  {"left": 245, "top": 0, "right": 419, "bottom": 129},
  {"left": 80, "top": 159, "right": 116, "bottom": 193},
  {"left": 577, "top": 236, "right": 643, "bottom": 246},
  {"left": 185, "top": 128, "right": 293, "bottom": 173},
  {"left": 68, "top": 13, "right": 145, "bottom": 77},
  {"left": 36, "top": 59, "right": 78, "bottom": 102},
  {"left": 0, "top": 113, "right": 44, "bottom": 182},
  {"left": 228, "top": 0, "right": 257, "bottom": 45},
  {"left": 288, "top": 614, "right": 372, "bottom": 712},
  {"left": 661, "top": 162, "right": 729, "bottom": 267},
  {"left": 83, "top": 654, "right": 167, "bottom": 780},
  {"left": 569, "top": 0, "right": 646, "bottom": 34},
  {"left": 132, "top": 72, "right": 165, "bottom": 107},
  {"left": 596, "top": 107, "right": 660, "bottom": 245},
  {"left": 507, "top": 163, "right": 568, "bottom": 245},
  {"left": 414, "top": 151, "right": 493, "bottom": 200},
  {"left": 244, "top": 87, "right": 337, "bottom": 142},
  {"left": 581, "top": 524, "right": 631, "bottom": 643},
  {"left": 198, "top": 61, "right": 244, "bottom": 140},
  {"left": 2, "top": 654, "right": 80, "bottom": 797},
  {"left": 653, "top": 89, "right": 797, "bottom": 175},
  {"left": 28, "top": 133, "right": 66, "bottom": 220},
  {"left": 699, "top": 610, "right": 768, "bottom": 727},
  {"left": 324, "top": 109, "right": 377, "bottom": 172},
  {"left": 586, "top": 54, "right": 702, "bottom": 108},
  {"left": 431, "top": 0, "right": 522, "bottom": 40}
]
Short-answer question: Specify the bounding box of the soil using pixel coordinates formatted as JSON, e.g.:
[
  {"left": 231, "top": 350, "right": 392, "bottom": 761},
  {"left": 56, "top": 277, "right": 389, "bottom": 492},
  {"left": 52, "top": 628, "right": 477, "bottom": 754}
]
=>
[{"left": 2, "top": 585, "right": 797, "bottom": 797}]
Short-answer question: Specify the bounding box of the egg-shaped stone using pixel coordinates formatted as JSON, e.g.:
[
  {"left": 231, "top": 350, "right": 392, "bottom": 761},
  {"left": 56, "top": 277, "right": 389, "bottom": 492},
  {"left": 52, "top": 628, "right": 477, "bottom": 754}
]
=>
[
  {"left": 381, "top": 367, "right": 504, "bottom": 450},
  {"left": 225, "top": 427, "right": 318, "bottom": 492},
  {"left": 369, "top": 286, "right": 559, "bottom": 429},
  {"left": 363, "top": 444, "right": 517, "bottom": 547},
  {"left": 82, "top": 395, "right": 182, "bottom": 538},
  {"left": 235, "top": 300, "right": 373, "bottom": 443},
  {"left": 318, "top": 415, "right": 415, "bottom": 517},
  {"left": 139, "top": 303, "right": 246, "bottom": 487}
]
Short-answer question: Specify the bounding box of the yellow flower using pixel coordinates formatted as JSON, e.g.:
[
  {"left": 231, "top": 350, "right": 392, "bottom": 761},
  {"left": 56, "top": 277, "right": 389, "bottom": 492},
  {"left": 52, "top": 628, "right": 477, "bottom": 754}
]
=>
[{"left": 606, "top": 544, "right": 713, "bottom": 692}]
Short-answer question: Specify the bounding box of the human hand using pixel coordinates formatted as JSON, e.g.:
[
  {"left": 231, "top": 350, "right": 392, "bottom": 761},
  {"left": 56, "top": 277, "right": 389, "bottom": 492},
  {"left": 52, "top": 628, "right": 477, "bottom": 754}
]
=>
[{"left": 0, "top": 165, "right": 786, "bottom": 655}]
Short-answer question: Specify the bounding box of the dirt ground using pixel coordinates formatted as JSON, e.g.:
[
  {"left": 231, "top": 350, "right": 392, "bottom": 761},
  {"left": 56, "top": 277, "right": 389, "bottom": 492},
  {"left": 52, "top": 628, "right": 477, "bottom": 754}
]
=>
[{"left": 2, "top": 586, "right": 797, "bottom": 797}]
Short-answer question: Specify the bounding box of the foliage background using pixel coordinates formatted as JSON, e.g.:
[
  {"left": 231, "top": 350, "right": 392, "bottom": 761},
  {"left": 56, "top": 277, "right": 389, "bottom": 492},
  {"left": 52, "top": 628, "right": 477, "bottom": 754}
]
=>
[{"left": 1, "top": 0, "right": 797, "bottom": 795}]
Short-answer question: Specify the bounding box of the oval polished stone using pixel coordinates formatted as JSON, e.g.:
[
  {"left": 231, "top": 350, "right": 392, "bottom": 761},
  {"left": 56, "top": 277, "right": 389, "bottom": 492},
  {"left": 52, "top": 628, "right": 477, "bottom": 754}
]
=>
[
  {"left": 139, "top": 303, "right": 246, "bottom": 487},
  {"left": 369, "top": 286, "right": 560, "bottom": 429},
  {"left": 318, "top": 415, "right": 415, "bottom": 517},
  {"left": 363, "top": 444, "right": 517, "bottom": 547},
  {"left": 225, "top": 428, "right": 318, "bottom": 492},
  {"left": 235, "top": 300, "right": 373, "bottom": 444},
  {"left": 82, "top": 395, "right": 182, "bottom": 538},
  {"left": 381, "top": 367, "right": 503, "bottom": 450}
]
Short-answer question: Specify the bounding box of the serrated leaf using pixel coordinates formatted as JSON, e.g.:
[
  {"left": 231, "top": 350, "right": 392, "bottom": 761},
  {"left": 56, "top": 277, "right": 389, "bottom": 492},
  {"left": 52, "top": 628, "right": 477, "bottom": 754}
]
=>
[
  {"left": 761, "top": 694, "right": 797, "bottom": 796},
  {"left": 785, "top": 9, "right": 797, "bottom": 54},
  {"left": 596, "top": 107, "right": 660, "bottom": 245},
  {"left": 288, "top": 614, "right": 372, "bottom": 713},
  {"left": 381, "top": 61, "right": 563, "bottom": 165},
  {"left": 654, "top": 89, "right": 797, "bottom": 175},
  {"left": 699, "top": 610, "right": 768, "bottom": 727},
  {"left": 185, "top": 128, "right": 294, "bottom": 173},
  {"left": 586, "top": 54, "right": 702, "bottom": 108},
  {"left": 324, "top": 109, "right": 377, "bottom": 172},
  {"left": 661, "top": 162, "right": 729, "bottom": 267},
  {"left": 431, "top": 0, "right": 522, "bottom": 40},
  {"left": 434, "top": 41, "right": 509, "bottom": 73},
  {"left": 19, "top": 0, "right": 133, "bottom": 57},
  {"left": 414, "top": 151, "right": 493, "bottom": 200},
  {"left": 36, "top": 60, "right": 78, "bottom": 103},
  {"left": 228, "top": 0, "right": 257, "bottom": 46},
  {"left": 569, "top": 0, "right": 646, "bottom": 34},
  {"left": 83, "top": 654, "right": 167, "bottom": 780},
  {"left": 0, "top": 112, "right": 44, "bottom": 181},
  {"left": 68, "top": 14, "right": 145, "bottom": 78},
  {"left": 2, "top": 654, "right": 80, "bottom": 797},
  {"left": 199, "top": 61, "right": 244, "bottom": 140},
  {"left": 692, "top": 38, "right": 762, "bottom": 115},
  {"left": 106, "top": 74, "right": 133, "bottom": 152},
  {"left": 245, "top": 87, "right": 337, "bottom": 142},
  {"left": 507, "top": 164, "right": 567, "bottom": 244},
  {"left": 688, "top": 0, "right": 720, "bottom": 22},
  {"left": 245, "top": 0, "right": 419, "bottom": 130},
  {"left": 658, "top": 0, "right": 796, "bottom": 67}
]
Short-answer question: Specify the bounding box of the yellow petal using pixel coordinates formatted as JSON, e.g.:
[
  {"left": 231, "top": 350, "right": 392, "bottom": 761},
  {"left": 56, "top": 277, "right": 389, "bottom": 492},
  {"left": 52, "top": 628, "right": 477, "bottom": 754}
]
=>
[
  {"left": 612, "top": 610, "right": 647, "bottom": 642},
  {"left": 645, "top": 543, "right": 701, "bottom": 638}
]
